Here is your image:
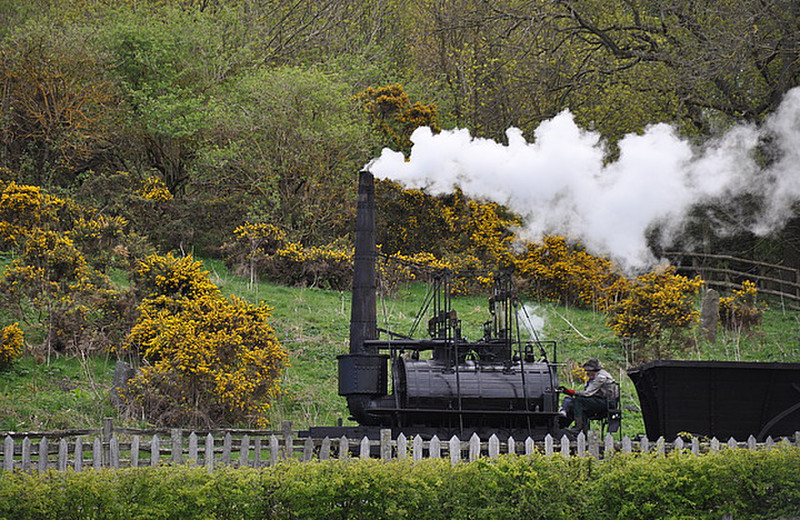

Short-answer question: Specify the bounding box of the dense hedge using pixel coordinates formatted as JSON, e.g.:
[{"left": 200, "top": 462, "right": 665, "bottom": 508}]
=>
[{"left": 1, "top": 449, "right": 799, "bottom": 520}]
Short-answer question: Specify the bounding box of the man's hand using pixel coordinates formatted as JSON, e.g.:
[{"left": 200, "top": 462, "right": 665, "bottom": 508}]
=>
[{"left": 556, "top": 386, "right": 576, "bottom": 396}]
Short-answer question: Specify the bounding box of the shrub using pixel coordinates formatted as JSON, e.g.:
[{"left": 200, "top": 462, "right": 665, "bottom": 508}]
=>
[
  {"left": 122, "top": 253, "right": 288, "bottom": 428},
  {"left": 514, "top": 235, "right": 628, "bottom": 310},
  {"left": 0, "top": 323, "right": 23, "bottom": 369},
  {"left": 719, "top": 280, "right": 764, "bottom": 333},
  {"left": 607, "top": 266, "right": 704, "bottom": 361}
]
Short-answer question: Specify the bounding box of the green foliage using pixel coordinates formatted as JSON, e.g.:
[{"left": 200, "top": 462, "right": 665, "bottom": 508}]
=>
[
  {"left": 1, "top": 449, "right": 799, "bottom": 520},
  {"left": 357, "top": 84, "right": 441, "bottom": 154},
  {"left": 0, "top": 354, "right": 118, "bottom": 430},
  {"left": 121, "top": 253, "right": 288, "bottom": 428},
  {"left": 204, "top": 64, "right": 373, "bottom": 245}
]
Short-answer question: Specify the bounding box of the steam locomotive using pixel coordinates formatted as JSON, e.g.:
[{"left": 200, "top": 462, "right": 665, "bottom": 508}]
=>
[{"left": 318, "top": 171, "right": 563, "bottom": 440}]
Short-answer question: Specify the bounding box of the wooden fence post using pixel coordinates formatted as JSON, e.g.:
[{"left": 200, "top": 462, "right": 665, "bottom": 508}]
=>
[
  {"left": 543, "top": 434, "right": 553, "bottom": 456},
  {"left": 222, "top": 433, "right": 232, "bottom": 466},
  {"left": 131, "top": 436, "right": 140, "bottom": 467},
  {"left": 338, "top": 435, "right": 348, "bottom": 460},
  {"left": 449, "top": 435, "right": 460, "bottom": 465},
  {"left": 241, "top": 435, "right": 251, "bottom": 467},
  {"left": 151, "top": 434, "right": 160, "bottom": 467},
  {"left": 171, "top": 429, "right": 183, "bottom": 465},
  {"left": 430, "top": 436, "right": 441, "bottom": 459},
  {"left": 320, "top": 437, "right": 331, "bottom": 461},
  {"left": 205, "top": 433, "right": 215, "bottom": 472},
  {"left": 397, "top": 433, "right": 408, "bottom": 460},
  {"left": 110, "top": 437, "right": 120, "bottom": 469},
  {"left": 302, "top": 438, "right": 314, "bottom": 462},
  {"left": 525, "top": 437, "right": 535, "bottom": 456},
  {"left": 37, "top": 438, "right": 48, "bottom": 472},
  {"left": 468, "top": 433, "right": 480, "bottom": 462},
  {"left": 93, "top": 437, "right": 102, "bottom": 470},
  {"left": 74, "top": 437, "right": 83, "bottom": 472},
  {"left": 188, "top": 433, "right": 198, "bottom": 465},
  {"left": 488, "top": 434, "right": 500, "bottom": 459},
  {"left": 254, "top": 437, "right": 263, "bottom": 467},
  {"left": 281, "top": 421, "right": 293, "bottom": 460},
  {"left": 413, "top": 435, "right": 423, "bottom": 461},
  {"left": 380, "top": 429, "right": 392, "bottom": 460},
  {"left": 3, "top": 435, "right": 13, "bottom": 472},
  {"left": 359, "top": 436, "right": 370, "bottom": 459},
  {"left": 102, "top": 418, "right": 113, "bottom": 467},
  {"left": 58, "top": 438, "right": 68, "bottom": 471},
  {"left": 21, "top": 437, "right": 31, "bottom": 472}
]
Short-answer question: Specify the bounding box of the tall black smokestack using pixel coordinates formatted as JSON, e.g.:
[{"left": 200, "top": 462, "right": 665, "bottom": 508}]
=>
[{"left": 349, "top": 170, "right": 377, "bottom": 354}]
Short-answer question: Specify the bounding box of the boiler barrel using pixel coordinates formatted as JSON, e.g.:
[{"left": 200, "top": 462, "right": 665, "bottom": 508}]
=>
[{"left": 402, "top": 359, "right": 554, "bottom": 411}]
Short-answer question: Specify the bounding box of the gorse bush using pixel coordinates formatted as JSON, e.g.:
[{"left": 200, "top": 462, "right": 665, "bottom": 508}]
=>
[
  {"left": 0, "top": 181, "right": 142, "bottom": 355},
  {"left": 121, "top": 253, "right": 288, "bottom": 428},
  {"left": 719, "top": 280, "right": 764, "bottom": 333},
  {"left": 0, "top": 323, "right": 23, "bottom": 369},
  {"left": 607, "top": 266, "right": 704, "bottom": 361},
  {"left": 514, "top": 235, "right": 627, "bottom": 309}
]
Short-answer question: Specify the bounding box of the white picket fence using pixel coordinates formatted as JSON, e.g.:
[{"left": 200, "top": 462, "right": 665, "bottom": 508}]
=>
[{"left": 2, "top": 420, "right": 799, "bottom": 472}]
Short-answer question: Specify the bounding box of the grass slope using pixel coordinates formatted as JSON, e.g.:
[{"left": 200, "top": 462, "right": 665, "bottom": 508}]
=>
[{"left": 1, "top": 258, "right": 798, "bottom": 436}]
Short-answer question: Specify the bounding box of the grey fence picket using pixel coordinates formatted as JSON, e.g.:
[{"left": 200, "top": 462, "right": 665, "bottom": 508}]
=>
[
  {"left": 74, "top": 437, "right": 83, "bottom": 472},
  {"left": 171, "top": 429, "right": 183, "bottom": 465},
  {"left": 21, "top": 437, "right": 31, "bottom": 471},
  {"left": 241, "top": 435, "right": 251, "bottom": 467},
  {"left": 4, "top": 436, "right": 13, "bottom": 472},
  {"left": 188, "top": 433, "right": 198, "bottom": 464},
  {"left": 151, "top": 434, "right": 160, "bottom": 467},
  {"left": 449, "top": 436, "right": 460, "bottom": 465},
  {"left": 302, "top": 438, "right": 313, "bottom": 462},
  {"left": 468, "top": 433, "right": 480, "bottom": 462},
  {"left": 430, "top": 435, "right": 441, "bottom": 459},
  {"left": 93, "top": 437, "right": 102, "bottom": 469},
  {"left": 338, "top": 436, "right": 348, "bottom": 460},
  {"left": 131, "top": 435, "right": 140, "bottom": 467},
  {"left": 359, "top": 436, "right": 370, "bottom": 459},
  {"left": 320, "top": 437, "right": 331, "bottom": 461},
  {"left": 38, "top": 438, "right": 47, "bottom": 472},
  {"left": 488, "top": 434, "right": 500, "bottom": 458},
  {"left": 205, "top": 433, "right": 215, "bottom": 471},
  {"left": 110, "top": 437, "right": 120, "bottom": 469},
  {"left": 413, "top": 435, "right": 423, "bottom": 460},
  {"left": 397, "top": 433, "right": 407, "bottom": 460},
  {"left": 525, "top": 437, "right": 535, "bottom": 456}
]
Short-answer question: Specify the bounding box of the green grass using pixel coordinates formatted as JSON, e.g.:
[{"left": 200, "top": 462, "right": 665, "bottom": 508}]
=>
[
  {"left": 1, "top": 257, "right": 798, "bottom": 438},
  {"left": 0, "top": 355, "right": 117, "bottom": 431}
]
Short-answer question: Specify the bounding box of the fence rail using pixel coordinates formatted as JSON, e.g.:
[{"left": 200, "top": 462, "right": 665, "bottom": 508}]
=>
[
  {"left": 2, "top": 420, "right": 799, "bottom": 472},
  {"left": 666, "top": 251, "right": 800, "bottom": 304}
]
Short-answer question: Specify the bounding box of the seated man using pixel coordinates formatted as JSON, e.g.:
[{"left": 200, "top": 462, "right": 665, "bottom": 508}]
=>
[{"left": 557, "top": 358, "right": 618, "bottom": 434}]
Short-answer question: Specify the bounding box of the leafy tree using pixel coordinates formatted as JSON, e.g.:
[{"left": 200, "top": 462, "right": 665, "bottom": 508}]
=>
[
  {"left": 357, "top": 84, "right": 441, "bottom": 154},
  {"left": 202, "top": 65, "right": 373, "bottom": 244},
  {"left": 0, "top": 20, "right": 120, "bottom": 188}
]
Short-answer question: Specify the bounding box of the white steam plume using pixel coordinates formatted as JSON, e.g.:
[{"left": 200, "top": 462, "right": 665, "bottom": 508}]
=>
[
  {"left": 367, "top": 87, "right": 800, "bottom": 272},
  {"left": 518, "top": 304, "right": 545, "bottom": 342}
]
